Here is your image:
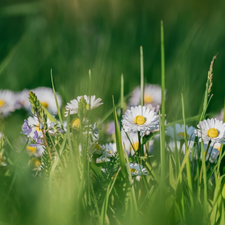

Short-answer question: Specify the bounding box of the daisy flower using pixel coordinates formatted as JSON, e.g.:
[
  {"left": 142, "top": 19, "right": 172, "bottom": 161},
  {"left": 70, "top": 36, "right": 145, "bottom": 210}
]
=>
[
  {"left": 195, "top": 118, "right": 225, "bottom": 144},
  {"left": 166, "top": 124, "right": 196, "bottom": 141},
  {"left": 96, "top": 156, "right": 110, "bottom": 163},
  {"left": 0, "top": 90, "right": 20, "bottom": 116},
  {"left": 122, "top": 105, "right": 159, "bottom": 137},
  {"left": 129, "top": 84, "right": 162, "bottom": 111},
  {"left": 102, "top": 143, "right": 117, "bottom": 158},
  {"left": 16, "top": 89, "right": 29, "bottom": 108},
  {"left": 65, "top": 95, "right": 103, "bottom": 117},
  {"left": 19, "top": 87, "right": 62, "bottom": 115},
  {"left": 129, "top": 163, "right": 148, "bottom": 176}
]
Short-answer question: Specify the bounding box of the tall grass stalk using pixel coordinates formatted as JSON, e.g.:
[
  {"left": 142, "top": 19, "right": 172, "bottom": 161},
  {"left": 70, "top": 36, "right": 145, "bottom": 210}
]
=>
[
  {"left": 199, "top": 54, "right": 217, "bottom": 121},
  {"left": 181, "top": 93, "right": 194, "bottom": 209},
  {"left": 140, "top": 46, "right": 144, "bottom": 107},
  {"left": 200, "top": 140, "right": 208, "bottom": 222},
  {"left": 160, "top": 20, "right": 166, "bottom": 187},
  {"left": 50, "top": 69, "right": 63, "bottom": 126},
  {"left": 112, "top": 96, "right": 127, "bottom": 178},
  {"left": 120, "top": 74, "right": 124, "bottom": 132}
]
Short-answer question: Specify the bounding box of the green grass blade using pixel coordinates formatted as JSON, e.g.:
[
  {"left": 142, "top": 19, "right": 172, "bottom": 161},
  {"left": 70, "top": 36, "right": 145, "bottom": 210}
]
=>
[
  {"left": 201, "top": 140, "right": 208, "bottom": 221},
  {"left": 112, "top": 96, "right": 127, "bottom": 178},
  {"left": 160, "top": 21, "right": 166, "bottom": 187},
  {"left": 140, "top": 46, "right": 144, "bottom": 107},
  {"left": 181, "top": 93, "right": 193, "bottom": 209},
  {"left": 50, "top": 69, "right": 63, "bottom": 125},
  {"left": 120, "top": 74, "right": 124, "bottom": 132}
]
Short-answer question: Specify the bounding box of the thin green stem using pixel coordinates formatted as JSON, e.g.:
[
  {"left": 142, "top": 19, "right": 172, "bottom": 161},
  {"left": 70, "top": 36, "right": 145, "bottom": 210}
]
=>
[
  {"left": 160, "top": 21, "right": 166, "bottom": 187},
  {"left": 140, "top": 46, "right": 144, "bottom": 107}
]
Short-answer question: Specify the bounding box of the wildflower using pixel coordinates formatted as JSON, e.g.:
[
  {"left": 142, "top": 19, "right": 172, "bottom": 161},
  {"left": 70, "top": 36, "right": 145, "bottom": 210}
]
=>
[
  {"left": 96, "top": 156, "right": 110, "bottom": 163},
  {"left": 26, "top": 144, "right": 44, "bottom": 157},
  {"left": 18, "top": 87, "right": 62, "bottom": 115},
  {"left": 65, "top": 95, "right": 103, "bottom": 117},
  {"left": 0, "top": 90, "right": 20, "bottom": 116},
  {"left": 129, "top": 163, "right": 148, "bottom": 176},
  {"left": 102, "top": 143, "right": 117, "bottom": 158},
  {"left": 16, "top": 89, "right": 29, "bottom": 108},
  {"left": 122, "top": 105, "right": 159, "bottom": 136},
  {"left": 129, "top": 84, "right": 162, "bottom": 112},
  {"left": 166, "top": 124, "right": 196, "bottom": 141},
  {"left": 21, "top": 119, "right": 32, "bottom": 135},
  {"left": 32, "top": 131, "right": 42, "bottom": 146},
  {"left": 95, "top": 143, "right": 117, "bottom": 164},
  {"left": 26, "top": 116, "right": 55, "bottom": 137},
  {"left": 195, "top": 118, "right": 225, "bottom": 144}
]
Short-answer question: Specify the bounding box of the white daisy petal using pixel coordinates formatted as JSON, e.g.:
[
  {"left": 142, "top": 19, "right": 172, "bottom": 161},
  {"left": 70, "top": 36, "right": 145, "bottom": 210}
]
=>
[
  {"left": 0, "top": 90, "right": 20, "bottom": 116},
  {"left": 18, "top": 87, "right": 62, "bottom": 115},
  {"left": 65, "top": 95, "right": 103, "bottom": 117},
  {"left": 195, "top": 118, "right": 225, "bottom": 144},
  {"left": 129, "top": 163, "right": 148, "bottom": 176},
  {"left": 129, "top": 84, "right": 163, "bottom": 112}
]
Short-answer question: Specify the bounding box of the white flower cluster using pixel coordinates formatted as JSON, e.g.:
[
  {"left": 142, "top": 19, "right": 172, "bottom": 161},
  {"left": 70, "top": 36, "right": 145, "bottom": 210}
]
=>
[{"left": 0, "top": 87, "right": 62, "bottom": 117}]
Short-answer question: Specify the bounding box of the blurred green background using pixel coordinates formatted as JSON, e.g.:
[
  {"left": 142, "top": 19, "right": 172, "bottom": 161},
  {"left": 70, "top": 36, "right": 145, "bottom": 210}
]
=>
[
  {"left": 1, "top": 1, "right": 225, "bottom": 224},
  {"left": 1, "top": 0, "right": 225, "bottom": 137}
]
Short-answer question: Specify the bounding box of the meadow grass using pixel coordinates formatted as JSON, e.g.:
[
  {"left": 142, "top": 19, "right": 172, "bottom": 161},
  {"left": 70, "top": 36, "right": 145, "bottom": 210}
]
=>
[
  {"left": 1, "top": 1, "right": 225, "bottom": 224},
  {"left": 0, "top": 20, "right": 225, "bottom": 225}
]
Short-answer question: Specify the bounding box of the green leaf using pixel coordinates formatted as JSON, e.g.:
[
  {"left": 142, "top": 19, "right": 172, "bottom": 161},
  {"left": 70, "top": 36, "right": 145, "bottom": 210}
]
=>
[{"left": 112, "top": 96, "right": 127, "bottom": 178}]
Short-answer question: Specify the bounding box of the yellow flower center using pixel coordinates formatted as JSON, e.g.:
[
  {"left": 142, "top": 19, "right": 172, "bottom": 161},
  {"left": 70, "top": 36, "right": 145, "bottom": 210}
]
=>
[
  {"left": 134, "top": 115, "right": 145, "bottom": 125},
  {"left": 144, "top": 95, "right": 153, "bottom": 104},
  {"left": 71, "top": 118, "right": 81, "bottom": 129},
  {"left": 130, "top": 168, "right": 137, "bottom": 173},
  {"left": 109, "top": 150, "right": 113, "bottom": 154},
  {"left": 29, "top": 157, "right": 41, "bottom": 168},
  {"left": 36, "top": 124, "right": 41, "bottom": 132},
  {"left": 26, "top": 146, "right": 37, "bottom": 154},
  {"left": 41, "top": 101, "right": 48, "bottom": 108},
  {"left": 0, "top": 100, "right": 5, "bottom": 107},
  {"left": 86, "top": 104, "right": 90, "bottom": 110},
  {"left": 132, "top": 142, "right": 139, "bottom": 151},
  {"left": 207, "top": 128, "right": 219, "bottom": 138},
  {"left": 178, "top": 132, "right": 189, "bottom": 138}
]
